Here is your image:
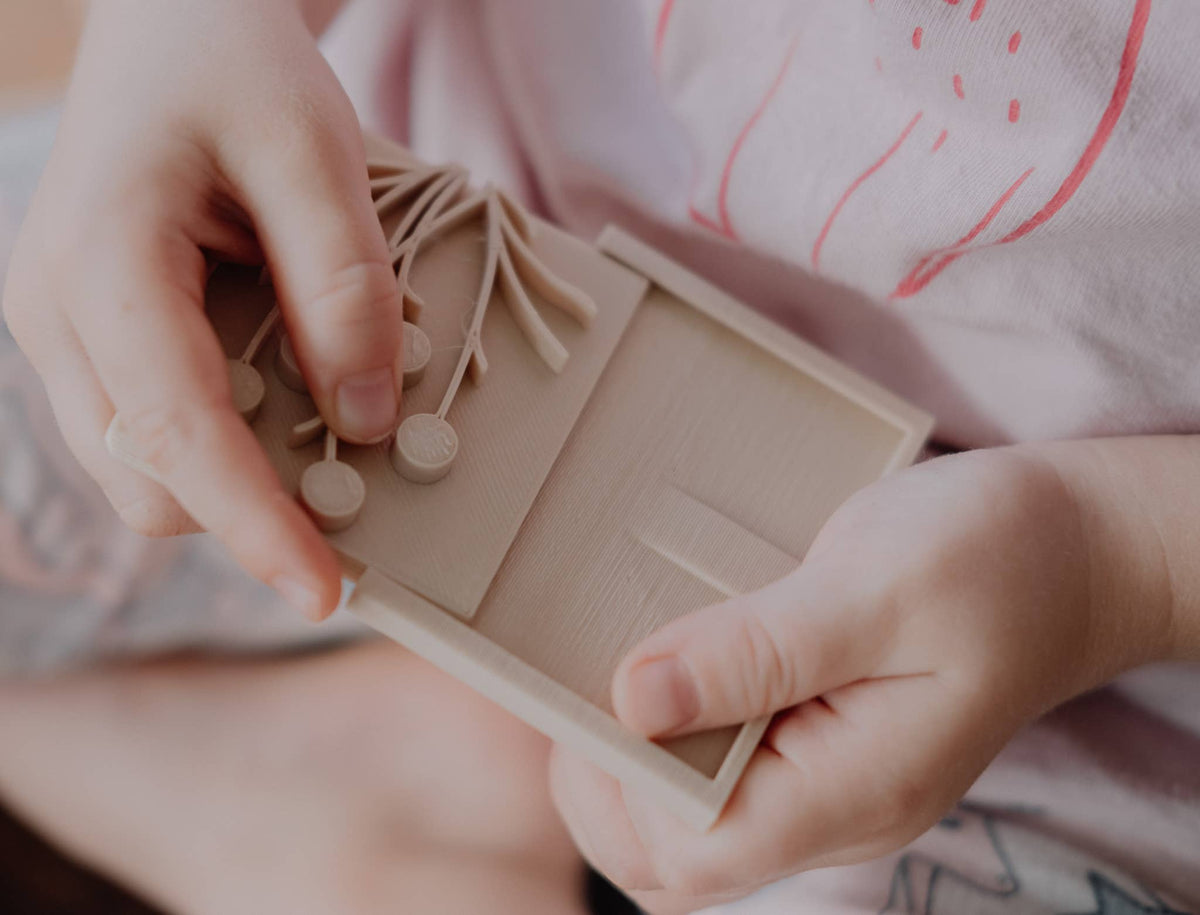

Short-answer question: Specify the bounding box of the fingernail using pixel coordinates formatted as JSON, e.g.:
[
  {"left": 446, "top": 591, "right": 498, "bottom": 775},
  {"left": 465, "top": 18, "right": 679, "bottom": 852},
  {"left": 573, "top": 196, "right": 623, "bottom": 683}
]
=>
[
  {"left": 272, "top": 575, "right": 324, "bottom": 621},
  {"left": 624, "top": 656, "right": 700, "bottom": 736},
  {"left": 335, "top": 367, "right": 397, "bottom": 443}
]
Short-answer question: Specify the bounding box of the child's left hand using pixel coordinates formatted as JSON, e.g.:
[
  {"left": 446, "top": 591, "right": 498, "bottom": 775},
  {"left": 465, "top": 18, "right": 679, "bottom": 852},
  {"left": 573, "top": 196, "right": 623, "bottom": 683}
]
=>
[{"left": 550, "top": 442, "right": 1191, "bottom": 912}]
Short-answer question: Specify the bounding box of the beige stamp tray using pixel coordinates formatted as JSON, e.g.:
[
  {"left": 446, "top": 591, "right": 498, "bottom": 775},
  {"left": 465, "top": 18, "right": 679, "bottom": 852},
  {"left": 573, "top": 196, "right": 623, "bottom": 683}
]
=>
[{"left": 206, "top": 134, "right": 932, "bottom": 830}]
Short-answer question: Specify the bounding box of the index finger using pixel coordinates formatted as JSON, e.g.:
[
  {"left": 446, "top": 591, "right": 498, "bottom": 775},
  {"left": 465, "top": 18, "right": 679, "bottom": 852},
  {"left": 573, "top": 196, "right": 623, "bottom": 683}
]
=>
[{"left": 74, "top": 222, "right": 341, "bottom": 618}]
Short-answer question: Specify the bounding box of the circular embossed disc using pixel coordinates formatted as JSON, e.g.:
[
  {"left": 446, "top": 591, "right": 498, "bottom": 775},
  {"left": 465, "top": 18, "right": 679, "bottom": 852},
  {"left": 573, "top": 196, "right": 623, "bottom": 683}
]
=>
[
  {"left": 402, "top": 322, "right": 432, "bottom": 390},
  {"left": 275, "top": 334, "right": 308, "bottom": 393},
  {"left": 299, "top": 460, "right": 366, "bottom": 532},
  {"left": 228, "top": 360, "right": 266, "bottom": 422},
  {"left": 391, "top": 413, "right": 458, "bottom": 484}
]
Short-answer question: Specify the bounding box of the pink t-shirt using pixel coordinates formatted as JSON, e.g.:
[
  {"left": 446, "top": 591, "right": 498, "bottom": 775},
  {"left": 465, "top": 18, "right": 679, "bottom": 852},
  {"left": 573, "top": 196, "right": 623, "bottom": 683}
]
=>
[
  {"left": 320, "top": 1, "right": 1200, "bottom": 909},
  {"left": 327, "top": 0, "right": 1200, "bottom": 450},
  {"left": 0, "top": 3, "right": 1196, "bottom": 912}
]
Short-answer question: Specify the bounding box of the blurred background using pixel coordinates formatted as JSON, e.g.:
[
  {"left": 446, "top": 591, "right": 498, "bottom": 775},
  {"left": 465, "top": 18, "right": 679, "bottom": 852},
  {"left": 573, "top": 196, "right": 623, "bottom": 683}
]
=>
[
  {"left": 0, "top": 1, "right": 83, "bottom": 111},
  {"left": 0, "top": 3, "right": 158, "bottom": 911}
]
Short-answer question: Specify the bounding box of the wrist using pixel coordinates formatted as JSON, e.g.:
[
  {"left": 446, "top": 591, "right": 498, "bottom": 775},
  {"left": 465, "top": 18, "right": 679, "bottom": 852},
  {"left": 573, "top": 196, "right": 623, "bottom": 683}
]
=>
[{"left": 1020, "top": 437, "right": 1195, "bottom": 671}]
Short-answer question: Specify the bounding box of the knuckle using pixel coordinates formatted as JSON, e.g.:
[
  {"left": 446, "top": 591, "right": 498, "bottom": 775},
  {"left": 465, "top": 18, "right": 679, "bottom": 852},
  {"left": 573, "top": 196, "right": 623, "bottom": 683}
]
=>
[
  {"left": 268, "top": 86, "right": 359, "bottom": 174},
  {"left": 732, "top": 612, "right": 795, "bottom": 713},
  {"left": 114, "top": 401, "right": 216, "bottom": 482},
  {"left": 76, "top": 186, "right": 171, "bottom": 271},
  {"left": 105, "top": 175, "right": 167, "bottom": 227},
  {"left": 305, "top": 261, "right": 402, "bottom": 337}
]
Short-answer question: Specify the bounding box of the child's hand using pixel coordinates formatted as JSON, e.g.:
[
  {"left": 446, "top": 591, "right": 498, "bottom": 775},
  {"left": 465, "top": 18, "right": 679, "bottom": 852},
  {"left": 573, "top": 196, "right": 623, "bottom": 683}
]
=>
[
  {"left": 551, "top": 445, "right": 1183, "bottom": 911},
  {"left": 1, "top": 0, "right": 400, "bottom": 617}
]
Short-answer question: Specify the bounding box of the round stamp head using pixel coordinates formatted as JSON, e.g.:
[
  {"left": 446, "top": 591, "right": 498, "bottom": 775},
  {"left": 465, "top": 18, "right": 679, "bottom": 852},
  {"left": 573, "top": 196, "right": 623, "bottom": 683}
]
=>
[
  {"left": 228, "top": 359, "right": 266, "bottom": 423},
  {"left": 299, "top": 460, "right": 366, "bottom": 532},
  {"left": 402, "top": 322, "right": 432, "bottom": 390},
  {"left": 392, "top": 413, "right": 458, "bottom": 484},
  {"left": 275, "top": 334, "right": 308, "bottom": 393}
]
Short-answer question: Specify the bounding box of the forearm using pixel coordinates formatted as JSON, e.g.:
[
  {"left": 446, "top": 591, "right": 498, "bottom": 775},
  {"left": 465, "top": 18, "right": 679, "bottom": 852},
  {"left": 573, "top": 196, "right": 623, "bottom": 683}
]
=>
[{"left": 1023, "top": 435, "right": 1200, "bottom": 669}]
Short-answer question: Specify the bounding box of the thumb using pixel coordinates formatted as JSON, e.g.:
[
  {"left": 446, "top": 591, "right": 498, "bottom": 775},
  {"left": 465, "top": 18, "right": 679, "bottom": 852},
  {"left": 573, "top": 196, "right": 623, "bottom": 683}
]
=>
[
  {"left": 231, "top": 94, "right": 404, "bottom": 445},
  {"left": 612, "top": 570, "right": 885, "bottom": 737}
]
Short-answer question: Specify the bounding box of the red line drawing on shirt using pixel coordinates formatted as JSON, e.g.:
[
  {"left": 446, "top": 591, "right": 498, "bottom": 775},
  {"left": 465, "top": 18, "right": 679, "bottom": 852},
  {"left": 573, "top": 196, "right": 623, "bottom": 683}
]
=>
[
  {"left": 1008, "top": 31, "right": 1022, "bottom": 53},
  {"left": 689, "top": 36, "right": 799, "bottom": 241},
  {"left": 811, "top": 111, "right": 924, "bottom": 271},
  {"left": 687, "top": 205, "right": 727, "bottom": 236},
  {"left": 969, "top": 0, "right": 988, "bottom": 22},
  {"left": 653, "top": 0, "right": 677, "bottom": 69},
  {"left": 891, "top": 167, "right": 1035, "bottom": 298},
  {"left": 891, "top": 0, "right": 1151, "bottom": 298},
  {"left": 994, "top": 0, "right": 1150, "bottom": 244},
  {"left": 932, "top": 130, "right": 949, "bottom": 152},
  {"left": 953, "top": 73, "right": 965, "bottom": 99},
  {"left": 1008, "top": 99, "right": 1021, "bottom": 123}
]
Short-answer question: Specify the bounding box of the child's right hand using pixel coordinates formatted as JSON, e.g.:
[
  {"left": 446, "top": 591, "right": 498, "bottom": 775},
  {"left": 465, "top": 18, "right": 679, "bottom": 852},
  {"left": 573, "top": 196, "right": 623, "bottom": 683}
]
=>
[
  {"left": 551, "top": 439, "right": 1198, "bottom": 911},
  {"left": 1, "top": 0, "right": 402, "bottom": 618}
]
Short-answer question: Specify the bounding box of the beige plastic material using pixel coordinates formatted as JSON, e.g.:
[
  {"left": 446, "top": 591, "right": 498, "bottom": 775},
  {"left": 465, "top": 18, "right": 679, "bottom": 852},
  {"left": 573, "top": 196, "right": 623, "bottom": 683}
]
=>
[
  {"left": 228, "top": 360, "right": 266, "bottom": 422},
  {"left": 204, "top": 146, "right": 645, "bottom": 619},
  {"left": 201, "top": 133, "right": 933, "bottom": 831},
  {"left": 274, "top": 334, "right": 307, "bottom": 393},
  {"left": 287, "top": 414, "right": 327, "bottom": 449},
  {"left": 392, "top": 413, "right": 458, "bottom": 483},
  {"left": 381, "top": 182, "right": 596, "bottom": 484},
  {"left": 299, "top": 429, "right": 366, "bottom": 532},
  {"left": 227, "top": 306, "right": 280, "bottom": 421},
  {"left": 402, "top": 321, "right": 431, "bottom": 390}
]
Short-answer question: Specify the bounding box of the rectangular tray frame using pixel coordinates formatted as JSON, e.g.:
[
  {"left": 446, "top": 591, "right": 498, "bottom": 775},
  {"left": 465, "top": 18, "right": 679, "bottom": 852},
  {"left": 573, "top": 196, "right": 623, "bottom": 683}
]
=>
[{"left": 345, "top": 226, "right": 933, "bottom": 830}]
